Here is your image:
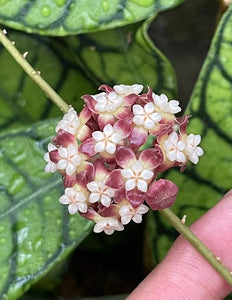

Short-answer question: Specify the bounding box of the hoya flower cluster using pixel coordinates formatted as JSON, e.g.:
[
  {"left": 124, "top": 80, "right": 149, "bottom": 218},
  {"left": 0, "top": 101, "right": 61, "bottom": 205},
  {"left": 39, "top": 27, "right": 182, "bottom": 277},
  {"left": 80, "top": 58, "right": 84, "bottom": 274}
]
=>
[{"left": 44, "top": 84, "right": 203, "bottom": 235}]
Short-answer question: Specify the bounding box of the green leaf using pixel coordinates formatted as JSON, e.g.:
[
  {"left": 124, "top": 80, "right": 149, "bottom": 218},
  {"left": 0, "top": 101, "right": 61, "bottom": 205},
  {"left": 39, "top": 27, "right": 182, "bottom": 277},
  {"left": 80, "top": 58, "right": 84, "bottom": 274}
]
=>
[
  {"left": 0, "top": 0, "right": 185, "bottom": 36},
  {"left": 0, "top": 21, "right": 177, "bottom": 129},
  {"left": 0, "top": 120, "right": 93, "bottom": 300},
  {"left": 146, "top": 4, "right": 232, "bottom": 266}
]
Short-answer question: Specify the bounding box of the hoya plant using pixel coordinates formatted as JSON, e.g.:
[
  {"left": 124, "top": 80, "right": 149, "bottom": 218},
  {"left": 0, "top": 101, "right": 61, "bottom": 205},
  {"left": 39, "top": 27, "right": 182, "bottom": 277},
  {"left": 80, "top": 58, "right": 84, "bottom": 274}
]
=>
[{"left": 0, "top": 0, "right": 232, "bottom": 299}]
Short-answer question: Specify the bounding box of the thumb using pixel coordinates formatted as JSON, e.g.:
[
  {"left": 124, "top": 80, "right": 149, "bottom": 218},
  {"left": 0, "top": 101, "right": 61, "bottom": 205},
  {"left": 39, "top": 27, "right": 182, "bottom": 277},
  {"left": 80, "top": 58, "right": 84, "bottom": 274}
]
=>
[{"left": 127, "top": 191, "right": 232, "bottom": 300}]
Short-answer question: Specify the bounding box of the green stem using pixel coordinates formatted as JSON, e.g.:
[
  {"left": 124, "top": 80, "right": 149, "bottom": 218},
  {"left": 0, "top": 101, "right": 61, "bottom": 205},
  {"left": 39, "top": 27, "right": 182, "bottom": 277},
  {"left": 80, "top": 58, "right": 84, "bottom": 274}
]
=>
[
  {"left": 0, "top": 29, "right": 69, "bottom": 114},
  {"left": 159, "top": 208, "right": 232, "bottom": 286}
]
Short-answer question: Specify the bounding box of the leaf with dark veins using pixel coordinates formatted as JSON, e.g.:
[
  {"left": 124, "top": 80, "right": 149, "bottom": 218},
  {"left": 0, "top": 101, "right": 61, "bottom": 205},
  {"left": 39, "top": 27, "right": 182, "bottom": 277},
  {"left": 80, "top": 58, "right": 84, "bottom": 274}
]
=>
[{"left": 0, "top": 0, "right": 185, "bottom": 36}]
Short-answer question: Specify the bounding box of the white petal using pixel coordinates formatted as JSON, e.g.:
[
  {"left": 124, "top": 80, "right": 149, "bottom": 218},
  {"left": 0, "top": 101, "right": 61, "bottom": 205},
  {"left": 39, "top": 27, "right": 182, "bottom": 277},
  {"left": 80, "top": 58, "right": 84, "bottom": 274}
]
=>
[
  {"left": 160, "top": 93, "right": 168, "bottom": 102},
  {"left": 121, "top": 215, "right": 132, "bottom": 225},
  {"left": 176, "top": 151, "right": 186, "bottom": 163},
  {"left": 133, "top": 115, "right": 144, "bottom": 126},
  {"left": 132, "top": 161, "right": 143, "bottom": 173},
  {"left": 195, "top": 135, "right": 202, "bottom": 145},
  {"left": 169, "top": 100, "right": 181, "bottom": 113},
  {"left": 93, "top": 92, "right": 107, "bottom": 101},
  {"left": 101, "top": 195, "right": 111, "bottom": 207},
  {"left": 44, "top": 152, "right": 50, "bottom": 162},
  {"left": 103, "top": 124, "right": 114, "bottom": 136},
  {"left": 167, "top": 150, "right": 177, "bottom": 161},
  {"left": 150, "top": 112, "right": 162, "bottom": 122},
  {"left": 110, "top": 133, "right": 121, "bottom": 144},
  {"left": 92, "top": 131, "right": 104, "bottom": 141},
  {"left": 77, "top": 202, "right": 88, "bottom": 213},
  {"left": 95, "top": 102, "right": 107, "bottom": 112},
  {"left": 144, "top": 119, "right": 154, "bottom": 129},
  {"left": 76, "top": 192, "right": 86, "bottom": 202},
  {"left": 132, "top": 214, "right": 143, "bottom": 223},
  {"left": 114, "top": 84, "right": 143, "bottom": 95},
  {"left": 152, "top": 93, "right": 162, "bottom": 106},
  {"left": 141, "top": 169, "right": 154, "bottom": 180},
  {"left": 144, "top": 102, "right": 155, "bottom": 114},
  {"left": 105, "top": 187, "right": 115, "bottom": 197},
  {"left": 121, "top": 169, "right": 134, "bottom": 179},
  {"left": 87, "top": 181, "right": 99, "bottom": 192},
  {"left": 45, "top": 162, "right": 57, "bottom": 173},
  {"left": 89, "top": 193, "right": 100, "bottom": 203},
  {"left": 133, "top": 104, "right": 144, "bottom": 115},
  {"left": 94, "top": 141, "right": 106, "bottom": 152},
  {"left": 66, "top": 163, "right": 77, "bottom": 176},
  {"left": 197, "top": 147, "right": 204, "bottom": 156},
  {"left": 104, "top": 228, "right": 115, "bottom": 235},
  {"left": 163, "top": 140, "right": 172, "bottom": 152},
  {"left": 119, "top": 205, "right": 131, "bottom": 216},
  {"left": 57, "top": 159, "right": 68, "bottom": 169},
  {"left": 58, "top": 147, "right": 68, "bottom": 158},
  {"left": 107, "top": 103, "right": 117, "bottom": 112},
  {"left": 136, "top": 204, "right": 149, "bottom": 214},
  {"left": 67, "top": 144, "right": 78, "bottom": 156},
  {"left": 114, "top": 222, "right": 124, "bottom": 231},
  {"left": 94, "top": 222, "right": 104, "bottom": 233},
  {"left": 106, "top": 142, "right": 116, "bottom": 154},
  {"left": 137, "top": 179, "right": 147, "bottom": 192},
  {"left": 177, "top": 141, "right": 186, "bottom": 151},
  {"left": 131, "top": 84, "right": 143, "bottom": 94},
  {"left": 169, "top": 132, "right": 178, "bottom": 144},
  {"left": 108, "top": 93, "right": 123, "bottom": 106},
  {"left": 188, "top": 147, "right": 203, "bottom": 164},
  {"left": 55, "top": 107, "right": 80, "bottom": 134},
  {"left": 65, "top": 187, "right": 76, "bottom": 198},
  {"left": 189, "top": 153, "right": 199, "bottom": 164},
  {"left": 59, "top": 194, "right": 69, "bottom": 204},
  {"left": 108, "top": 91, "right": 117, "bottom": 101},
  {"left": 68, "top": 204, "right": 78, "bottom": 214},
  {"left": 48, "top": 143, "right": 57, "bottom": 151},
  {"left": 70, "top": 155, "right": 81, "bottom": 166},
  {"left": 125, "top": 179, "right": 136, "bottom": 191}
]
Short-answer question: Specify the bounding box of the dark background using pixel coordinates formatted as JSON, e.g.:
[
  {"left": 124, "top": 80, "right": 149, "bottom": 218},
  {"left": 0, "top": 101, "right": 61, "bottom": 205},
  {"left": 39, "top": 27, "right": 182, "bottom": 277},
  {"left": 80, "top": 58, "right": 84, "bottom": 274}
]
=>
[{"left": 150, "top": 0, "right": 219, "bottom": 104}]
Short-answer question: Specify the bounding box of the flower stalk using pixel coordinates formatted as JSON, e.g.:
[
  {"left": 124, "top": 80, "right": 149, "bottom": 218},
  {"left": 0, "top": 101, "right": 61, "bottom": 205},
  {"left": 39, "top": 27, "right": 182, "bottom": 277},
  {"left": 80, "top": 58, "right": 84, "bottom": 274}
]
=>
[
  {"left": 159, "top": 208, "right": 232, "bottom": 286},
  {"left": 0, "top": 29, "right": 69, "bottom": 114}
]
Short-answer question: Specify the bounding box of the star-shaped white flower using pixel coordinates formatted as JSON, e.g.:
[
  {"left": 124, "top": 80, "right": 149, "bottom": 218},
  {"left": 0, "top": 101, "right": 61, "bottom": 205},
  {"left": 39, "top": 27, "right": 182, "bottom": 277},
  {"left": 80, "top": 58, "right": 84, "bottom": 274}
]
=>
[
  {"left": 113, "top": 84, "right": 143, "bottom": 95},
  {"left": 44, "top": 143, "right": 58, "bottom": 173},
  {"left": 57, "top": 143, "right": 82, "bottom": 176},
  {"left": 92, "top": 124, "right": 122, "bottom": 154},
  {"left": 93, "top": 91, "right": 123, "bottom": 113},
  {"left": 59, "top": 187, "right": 87, "bottom": 214},
  {"left": 94, "top": 218, "right": 124, "bottom": 235},
  {"left": 152, "top": 93, "right": 181, "bottom": 114},
  {"left": 121, "top": 161, "right": 154, "bottom": 192},
  {"left": 163, "top": 132, "right": 186, "bottom": 162},
  {"left": 133, "top": 103, "right": 162, "bottom": 129},
  {"left": 87, "top": 180, "right": 115, "bottom": 207},
  {"left": 119, "top": 203, "right": 149, "bottom": 225},
  {"left": 55, "top": 107, "right": 80, "bottom": 136},
  {"left": 185, "top": 134, "right": 204, "bottom": 164}
]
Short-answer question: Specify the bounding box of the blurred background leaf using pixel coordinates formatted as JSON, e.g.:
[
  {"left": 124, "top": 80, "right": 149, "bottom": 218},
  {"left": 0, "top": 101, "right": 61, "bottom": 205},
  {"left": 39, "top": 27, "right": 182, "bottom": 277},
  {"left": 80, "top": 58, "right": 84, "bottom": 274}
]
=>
[
  {"left": 0, "top": 20, "right": 177, "bottom": 130},
  {"left": 146, "top": 2, "right": 232, "bottom": 270},
  {"left": 0, "top": 0, "right": 185, "bottom": 36},
  {"left": 0, "top": 120, "right": 93, "bottom": 300}
]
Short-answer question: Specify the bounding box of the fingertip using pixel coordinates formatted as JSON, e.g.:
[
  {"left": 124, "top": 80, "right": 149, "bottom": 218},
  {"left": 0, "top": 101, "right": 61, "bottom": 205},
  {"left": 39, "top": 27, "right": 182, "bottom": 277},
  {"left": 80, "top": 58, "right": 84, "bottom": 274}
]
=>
[{"left": 127, "top": 192, "right": 232, "bottom": 299}]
